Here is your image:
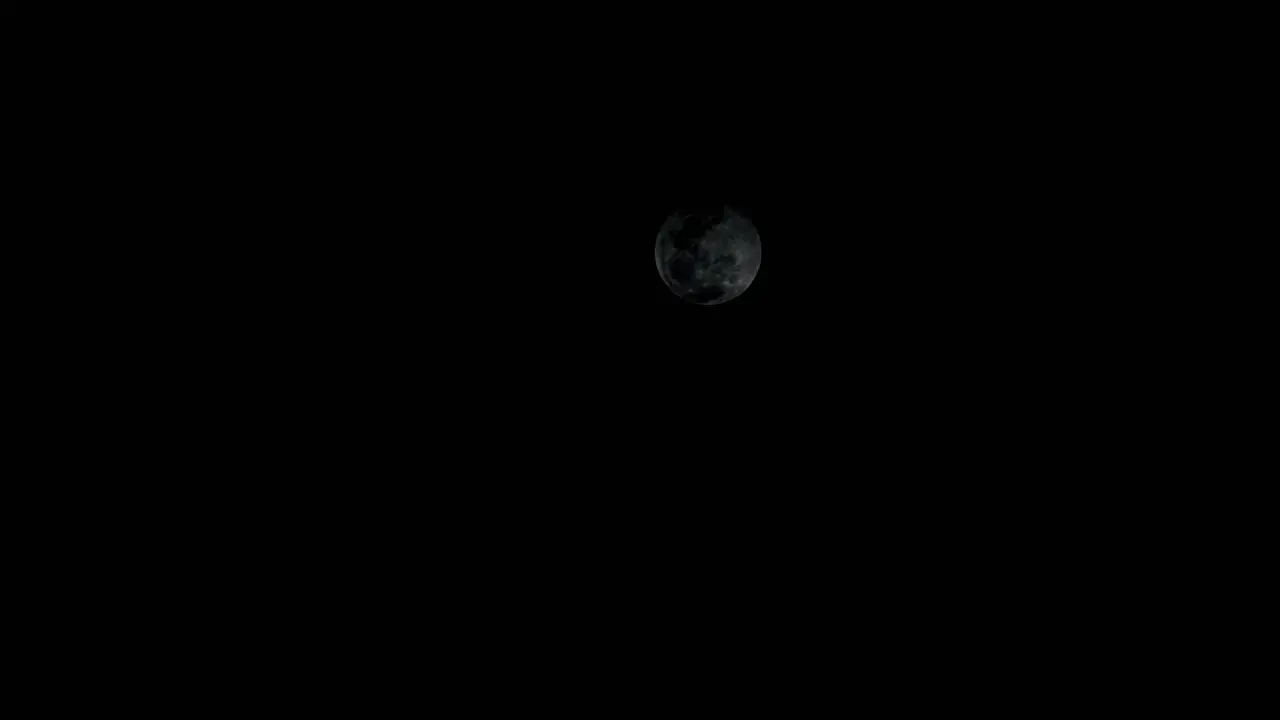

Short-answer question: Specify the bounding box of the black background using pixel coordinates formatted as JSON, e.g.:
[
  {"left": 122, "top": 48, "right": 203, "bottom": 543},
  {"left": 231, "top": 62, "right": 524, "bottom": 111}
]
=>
[
  {"left": 151, "top": 11, "right": 1165, "bottom": 597},
  {"left": 130, "top": 8, "right": 1167, "bottom": 525},
  {"left": 1, "top": 7, "right": 1226, "bottom": 704},
  {"left": 30, "top": 8, "right": 1181, "bottom": 683},
  {"left": 221, "top": 15, "right": 1123, "bottom": 443}
]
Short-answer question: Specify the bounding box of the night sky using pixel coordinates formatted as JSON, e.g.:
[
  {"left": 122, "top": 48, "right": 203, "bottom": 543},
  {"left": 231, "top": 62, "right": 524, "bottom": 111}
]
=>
[
  {"left": 0, "top": 7, "right": 1186, "bottom": 700},
  {"left": 24, "top": 5, "right": 1146, "bottom": 506},
  {"left": 166, "top": 7, "right": 1140, "bottom": 498}
]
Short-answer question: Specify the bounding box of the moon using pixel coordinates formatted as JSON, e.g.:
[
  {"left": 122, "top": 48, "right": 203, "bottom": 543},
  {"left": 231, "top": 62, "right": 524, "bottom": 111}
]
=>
[{"left": 655, "top": 207, "right": 762, "bottom": 305}]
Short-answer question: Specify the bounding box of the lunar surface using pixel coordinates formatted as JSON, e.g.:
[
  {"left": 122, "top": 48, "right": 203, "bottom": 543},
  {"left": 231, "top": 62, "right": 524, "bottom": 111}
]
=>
[{"left": 655, "top": 207, "right": 761, "bottom": 305}]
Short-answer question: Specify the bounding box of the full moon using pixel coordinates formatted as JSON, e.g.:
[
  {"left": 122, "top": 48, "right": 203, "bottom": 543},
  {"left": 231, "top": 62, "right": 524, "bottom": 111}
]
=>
[{"left": 655, "top": 207, "right": 762, "bottom": 305}]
